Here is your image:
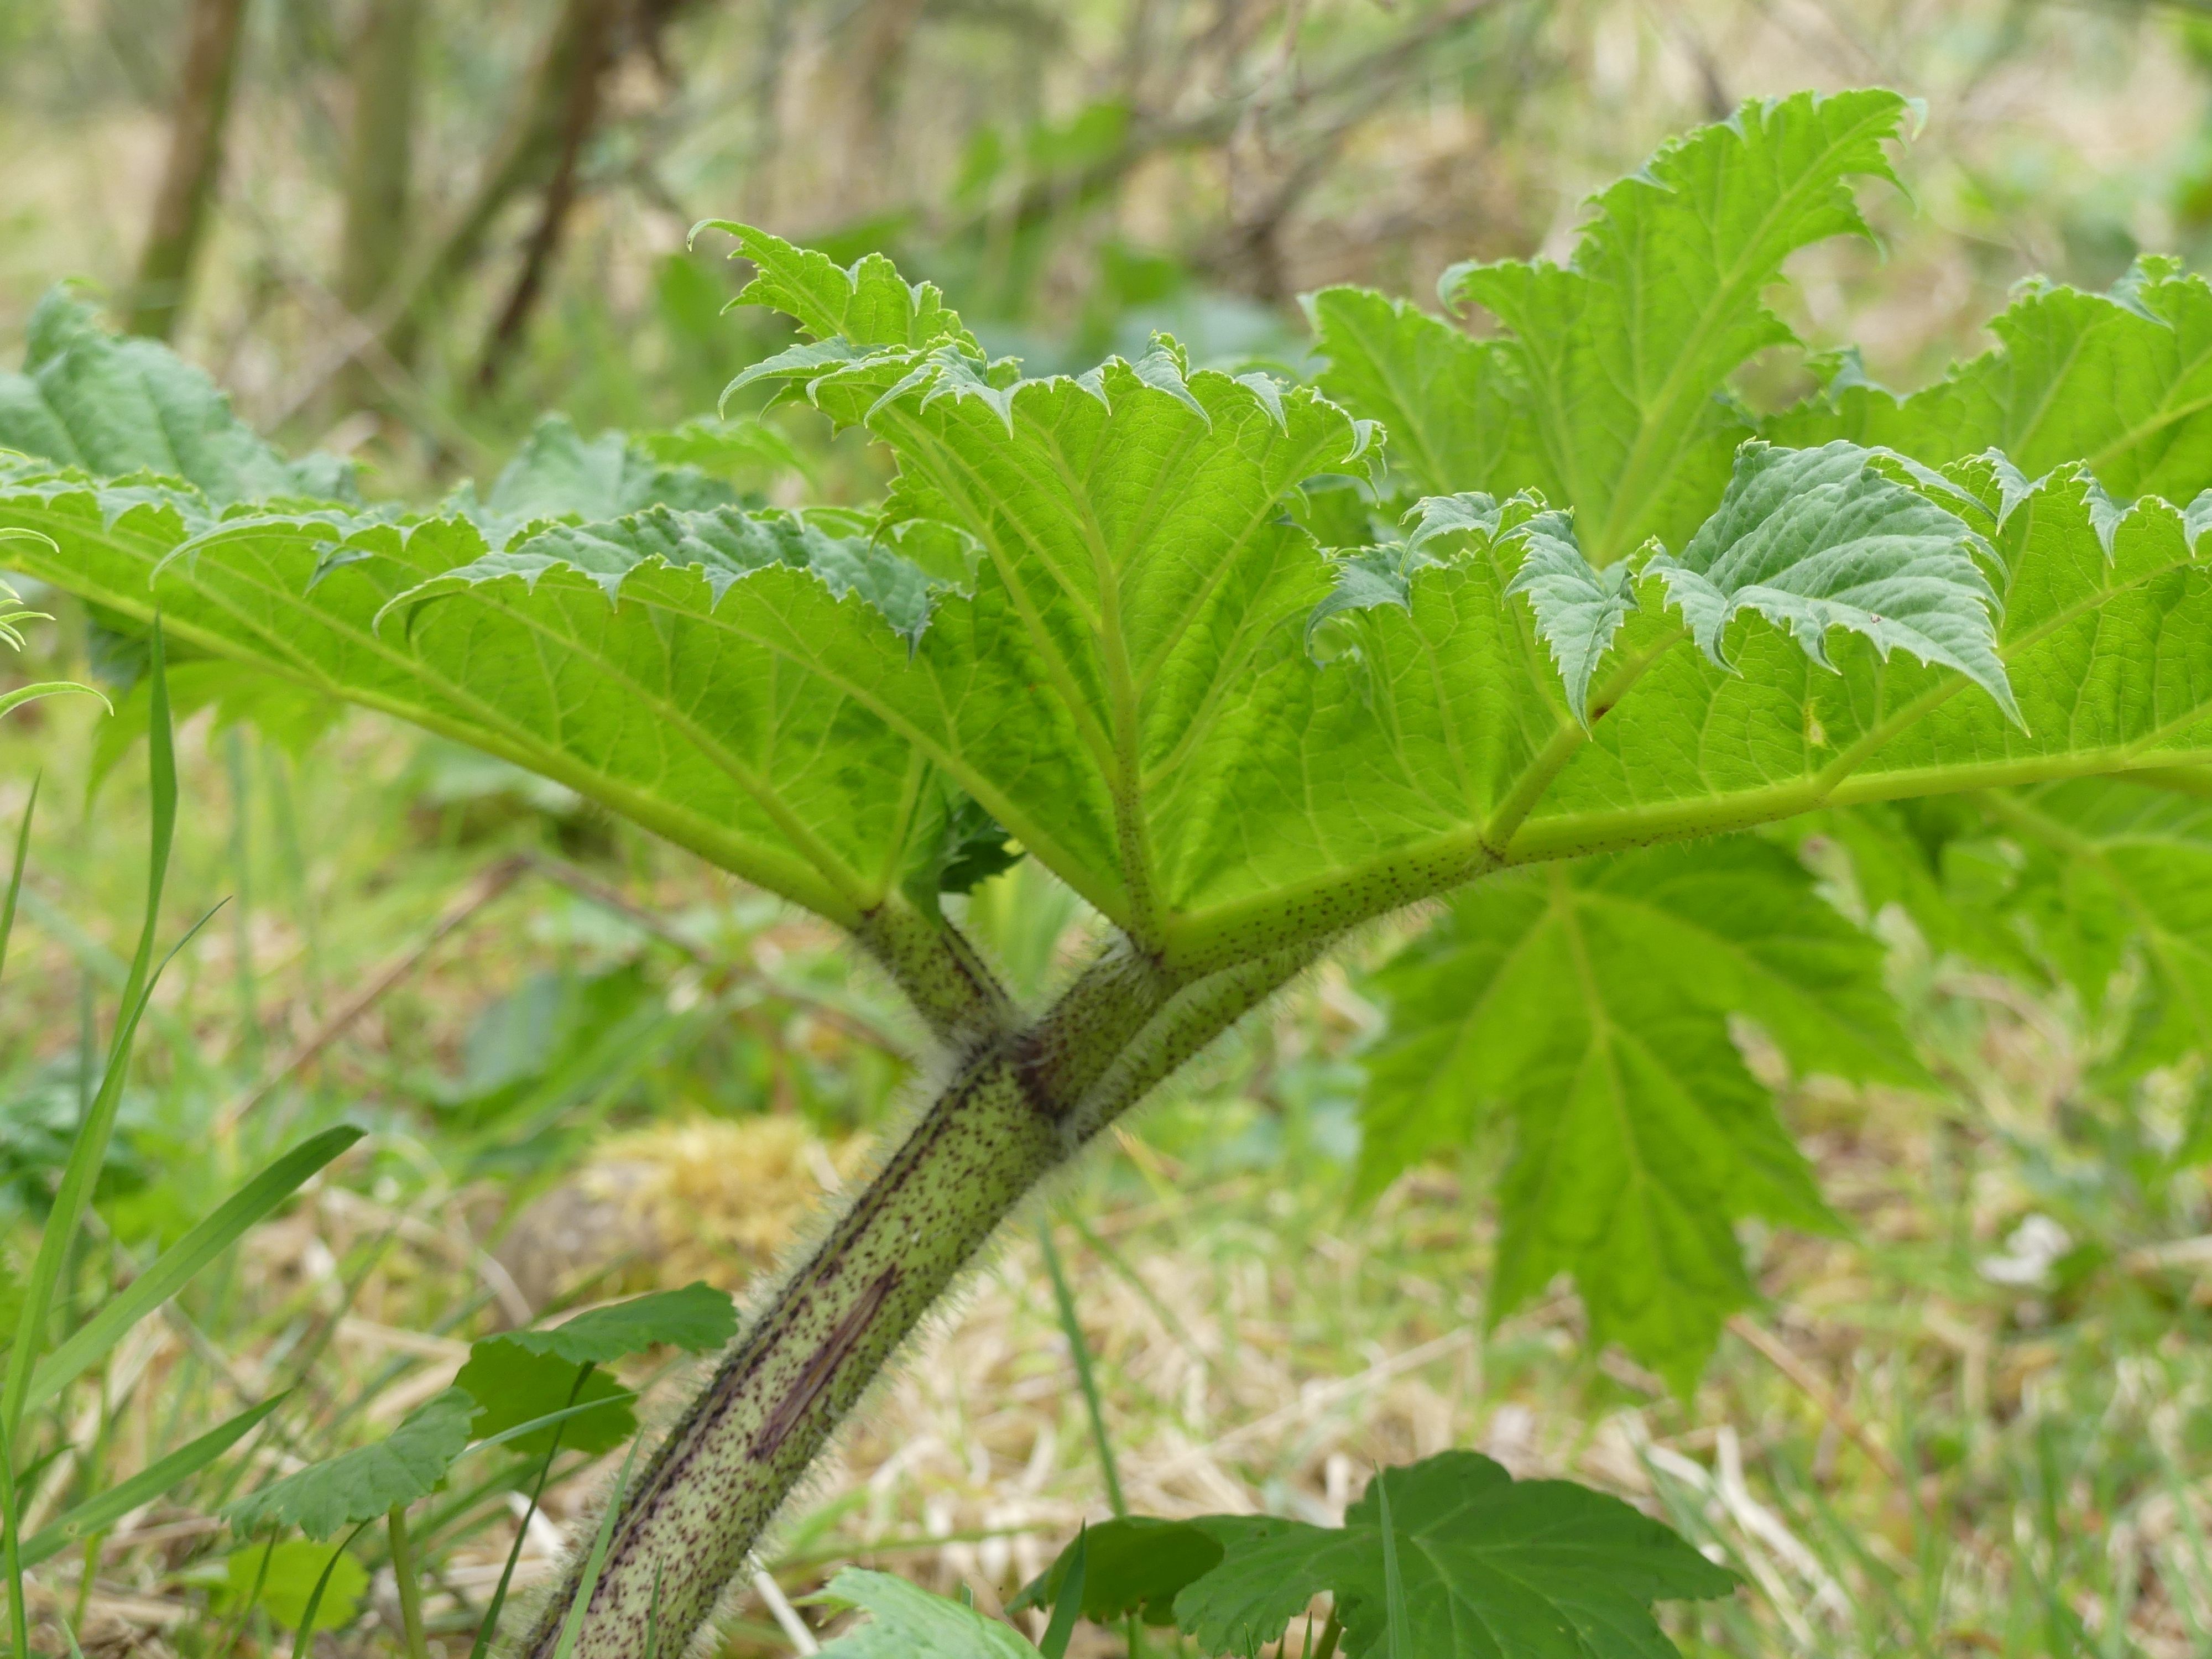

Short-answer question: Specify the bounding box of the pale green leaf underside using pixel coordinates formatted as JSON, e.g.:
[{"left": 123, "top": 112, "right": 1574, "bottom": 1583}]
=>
[
  {"left": 13, "top": 439, "right": 2212, "bottom": 968},
  {"left": 1775, "top": 257, "right": 2212, "bottom": 501},
  {"left": 1650, "top": 439, "right": 2016, "bottom": 722},
  {"left": 1959, "top": 779, "right": 2212, "bottom": 1074},
  {"left": 492, "top": 1283, "right": 737, "bottom": 1364}
]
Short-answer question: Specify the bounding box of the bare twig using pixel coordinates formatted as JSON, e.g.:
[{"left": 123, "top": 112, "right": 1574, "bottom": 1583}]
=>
[
  {"left": 214, "top": 857, "right": 527, "bottom": 1134},
  {"left": 525, "top": 853, "right": 917, "bottom": 1060},
  {"left": 1726, "top": 1313, "right": 1906, "bottom": 1485}
]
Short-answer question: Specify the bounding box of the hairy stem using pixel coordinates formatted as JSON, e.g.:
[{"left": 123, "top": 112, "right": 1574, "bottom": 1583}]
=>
[
  {"left": 521, "top": 941, "right": 1307, "bottom": 1659},
  {"left": 852, "top": 900, "right": 1014, "bottom": 1043}
]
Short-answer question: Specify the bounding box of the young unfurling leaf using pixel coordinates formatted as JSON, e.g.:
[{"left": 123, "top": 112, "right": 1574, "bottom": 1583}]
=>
[{"left": 1647, "top": 440, "right": 2015, "bottom": 722}]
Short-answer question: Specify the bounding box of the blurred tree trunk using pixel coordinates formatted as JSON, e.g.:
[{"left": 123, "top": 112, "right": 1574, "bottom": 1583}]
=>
[
  {"left": 337, "top": 0, "right": 423, "bottom": 403},
  {"left": 384, "top": 0, "right": 622, "bottom": 369},
  {"left": 127, "top": 0, "right": 249, "bottom": 340},
  {"left": 474, "top": 0, "right": 618, "bottom": 389}
]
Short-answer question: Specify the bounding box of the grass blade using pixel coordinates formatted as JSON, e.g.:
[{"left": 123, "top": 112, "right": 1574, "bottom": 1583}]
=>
[
  {"left": 1039, "top": 1524, "right": 1087, "bottom": 1659},
  {"left": 1, "top": 629, "right": 176, "bottom": 1656},
  {"left": 0, "top": 684, "right": 109, "bottom": 721},
  {"left": 466, "top": 1366, "right": 588, "bottom": 1659},
  {"left": 0, "top": 773, "right": 37, "bottom": 990},
  {"left": 27, "top": 1128, "right": 363, "bottom": 1411},
  {"left": 17, "top": 1395, "right": 288, "bottom": 1568},
  {"left": 291, "top": 1519, "right": 375, "bottom": 1655},
  {"left": 463, "top": 1391, "right": 638, "bottom": 1458},
  {"left": 4, "top": 624, "right": 178, "bottom": 1426},
  {"left": 388, "top": 1501, "right": 432, "bottom": 1659},
  {"left": 210, "top": 1535, "right": 276, "bottom": 1659},
  {"left": 1039, "top": 1222, "right": 1124, "bottom": 1518},
  {"left": 1378, "top": 1477, "right": 1407, "bottom": 1659}
]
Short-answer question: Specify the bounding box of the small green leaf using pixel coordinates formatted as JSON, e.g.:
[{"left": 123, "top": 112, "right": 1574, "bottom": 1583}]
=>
[
  {"left": 222, "top": 1389, "right": 478, "bottom": 1540},
  {"left": 1009, "top": 1516, "right": 1225, "bottom": 1626},
  {"left": 700, "top": 223, "right": 976, "bottom": 353},
  {"left": 1647, "top": 441, "right": 2017, "bottom": 723},
  {"left": 226, "top": 1539, "right": 368, "bottom": 1632},
  {"left": 1168, "top": 1452, "right": 1735, "bottom": 1659},
  {"left": 492, "top": 1283, "right": 737, "bottom": 1365},
  {"left": 453, "top": 1342, "right": 634, "bottom": 1458},
  {"left": 811, "top": 1568, "right": 1038, "bottom": 1657}
]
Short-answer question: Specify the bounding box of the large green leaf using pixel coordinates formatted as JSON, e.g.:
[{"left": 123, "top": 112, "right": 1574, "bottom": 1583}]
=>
[
  {"left": 701, "top": 221, "right": 978, "bottom": 352},
  {"left": 470, "top": 414, "right": 738, "bottom": 526},
  {"left": 1773, "top": 258, "right": 2212, "bottom": 502},
  {"left": 1017, "top": 1452, "right": 1735, "bottom": 1659},
  {"left": 1306, "top": 285, "right": 1524, "bottom": 499},
  {"left": 28, "top": 1126, "right": 364, "bottom": 1411},
  {"left": 0, "top": 288, "right": 350, "bottom": 505},
  {"left": 1315, "top": 90, "right": 1911, "bottom": 561},
  {"left": 0, "top": 478, "right": 936, "bottom": 927},
  {"left": 1361, "top": 838, "right": 1919, "bottom": 1386},
  {"left": 17, "top": 253, "right": 2212, "bottom": 994}
]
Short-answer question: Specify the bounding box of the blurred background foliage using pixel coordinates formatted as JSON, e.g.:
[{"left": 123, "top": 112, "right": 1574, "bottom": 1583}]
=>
[
  {"left": 12, "top": 3, "right": 2212, "bottom": 1655},
  {"left": 4, "top": 0, "right": 2211, "bottom": 498}
]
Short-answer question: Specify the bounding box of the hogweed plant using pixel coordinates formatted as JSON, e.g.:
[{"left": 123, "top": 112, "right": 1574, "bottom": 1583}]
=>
[{"left": 9, "top": 87, "right": 2212, "bottom": 1654}]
